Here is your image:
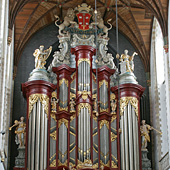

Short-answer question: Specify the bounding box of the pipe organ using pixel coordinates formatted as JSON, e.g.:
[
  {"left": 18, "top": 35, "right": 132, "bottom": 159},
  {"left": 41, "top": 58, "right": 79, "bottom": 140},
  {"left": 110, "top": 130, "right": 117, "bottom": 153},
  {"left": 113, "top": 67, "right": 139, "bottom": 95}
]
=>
[{"left": 19, "top": 3, "right": 145, "bottom": 170}]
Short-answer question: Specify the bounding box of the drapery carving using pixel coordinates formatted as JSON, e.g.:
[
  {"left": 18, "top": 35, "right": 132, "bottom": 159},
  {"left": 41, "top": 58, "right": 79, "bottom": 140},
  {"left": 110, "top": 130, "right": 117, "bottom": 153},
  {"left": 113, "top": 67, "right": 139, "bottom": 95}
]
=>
[
  {"left": 120, "top": 97, "right": 138, "bottom": 117},
  {"left": 29, "top": 93, "right": 49, "bottom": 117}
]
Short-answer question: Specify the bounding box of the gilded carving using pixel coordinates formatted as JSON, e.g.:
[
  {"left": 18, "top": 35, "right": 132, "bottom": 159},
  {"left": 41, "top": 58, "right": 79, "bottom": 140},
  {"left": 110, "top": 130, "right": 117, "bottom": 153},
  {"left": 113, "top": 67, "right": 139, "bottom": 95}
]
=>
[
  {"left": 29, "top": 94, "right": 49, "bottom": 118},
  {"left": 50, "top": 159, "right": 56, "bottom": 167},
  {"left": 99, "top": 80, "right": 108, "bottom": 88},
  {"left": 78, "top": 58, "right": 91, "bottom": 67},
  {"left": 100, "top": 108, "right": 108, "bottom": 113},
  {"left": 78, "top": 103, "right": 91, "bottom": 116},
  {"left": 110, "top": 93, "right": 116, "bottom": 101},
  {"left": 51, "top": 113, "right": 57, "bottom": 121},
  {"left": 99, "top": 120, "right": 109, "bottom": 129},
  {"left": 59, "top": 106, "right": 68, "bottom": 112},
  {"left": 111, "top": 161, "right": 118, "bottom": 168},
  {"left": 111, "top": 132, "right": 117, "bottom": 142},
  {"left": 58, "top": 159, "right": 67, "bottom": 167},
  {"left": 59, "top": 78, "right": 68, "bottom": 87},
  {"left": 70, "top": 92, "right": 76, "bottom": 99},
  {"left": 120, "top": 97, "right": 138, "bottom": 117},
  {"left": 50, "top": 130, "right": 56, "bottom": 140},
  {"left": 50, "top": 153, "right": 56, "bottom": 167},
  {"left": 58, "top": 118, "right": 68, "bottom": 128},
  {"left": 100, "top": 160, "right": 110, "bottom": 168},
  {"left": 78, "top": 90, "right": 91, "bottom": 100}
]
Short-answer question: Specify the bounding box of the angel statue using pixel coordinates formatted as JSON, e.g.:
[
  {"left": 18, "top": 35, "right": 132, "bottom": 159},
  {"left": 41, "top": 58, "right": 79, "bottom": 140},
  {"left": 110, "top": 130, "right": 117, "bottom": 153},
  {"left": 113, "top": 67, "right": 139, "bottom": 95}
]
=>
[
  {"left": 33, "top": 45, "right": 52, "bottom": 69},
  {"left": 117, "top": 49, "right": 138, "bottom": 73},
  {"left": 140, "top": 120, "right": 162, "bottom": 149},
  {"left": 9, "top": 117, "right": 26, "bottom": 148},
  {"left": 51, "top": 98, "right": 59, "bottom": 112},
  {"left": 70, "top": 98, "right": 76, "bottom": 113}
]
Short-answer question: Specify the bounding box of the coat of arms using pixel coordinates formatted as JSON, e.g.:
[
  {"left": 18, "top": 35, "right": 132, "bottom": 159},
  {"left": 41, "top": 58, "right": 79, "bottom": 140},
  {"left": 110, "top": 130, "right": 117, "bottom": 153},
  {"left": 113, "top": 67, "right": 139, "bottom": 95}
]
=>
[
  {"left": 76, "top": 3, "right": 92, "bottom": 30},
  {"left": 77, "top": 12, "right": 91, "bottom": 30}
]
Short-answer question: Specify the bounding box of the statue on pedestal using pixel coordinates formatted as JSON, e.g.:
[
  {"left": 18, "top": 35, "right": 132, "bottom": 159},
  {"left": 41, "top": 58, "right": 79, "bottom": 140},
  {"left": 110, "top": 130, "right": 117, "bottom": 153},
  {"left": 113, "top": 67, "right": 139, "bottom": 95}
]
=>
[
  {"left": 110, "top": 99, "right": 117, "bottom": 115},
  {"left": 140, "top": 120, "right": 162, "bottom": 170},
  {"left": 51, "top": 98, "right": 59, "bottom": 113},
  {"left": 9, "top": 117, "right": 26, "bottom": 167},
  {"left": 33, "top": 45, "right": 52, "bottom": 69},
  {"left": 9, "top": 117, "right": 26, "bottom": 147}
]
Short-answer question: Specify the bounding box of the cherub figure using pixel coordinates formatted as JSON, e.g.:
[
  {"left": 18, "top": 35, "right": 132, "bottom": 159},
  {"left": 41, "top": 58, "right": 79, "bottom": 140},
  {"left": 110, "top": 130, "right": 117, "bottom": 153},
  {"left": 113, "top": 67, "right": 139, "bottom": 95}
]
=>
[
  {"left": 33, "top": 45, "right": 52, "bottom": 69},
  {"left": 9, "top": 117, "right": 26, "bottom": 147},
  {"left": 70, "top": 98, "right": 76, "bottom": 113},
  {"left": 110, "top": 99, "right": 117, "bottom": 115},
  {"left": 51, "top": 98, "right": 59, "bottom": 112}
]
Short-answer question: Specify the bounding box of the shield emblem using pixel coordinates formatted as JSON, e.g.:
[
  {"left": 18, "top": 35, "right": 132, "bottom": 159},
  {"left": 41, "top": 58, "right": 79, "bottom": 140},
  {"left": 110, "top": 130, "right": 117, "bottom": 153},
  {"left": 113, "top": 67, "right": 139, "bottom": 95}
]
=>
[{"left": 77, "top": 12, "right": 91, "bottom": 30}]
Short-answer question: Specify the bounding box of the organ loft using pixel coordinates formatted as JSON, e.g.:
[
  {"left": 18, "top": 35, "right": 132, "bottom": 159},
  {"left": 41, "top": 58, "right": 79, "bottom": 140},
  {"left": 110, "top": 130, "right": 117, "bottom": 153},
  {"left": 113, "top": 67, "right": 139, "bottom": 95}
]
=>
[{"left": 11, "top": 3, "right": 150, "bottom": 170}]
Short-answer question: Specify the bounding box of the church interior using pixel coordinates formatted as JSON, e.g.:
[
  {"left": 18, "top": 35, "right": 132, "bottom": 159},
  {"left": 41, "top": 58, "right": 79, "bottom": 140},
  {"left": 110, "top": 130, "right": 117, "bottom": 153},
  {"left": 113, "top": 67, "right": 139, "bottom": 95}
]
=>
[{"left": 0, "top": 0, "right": 170, "bottom": 170}]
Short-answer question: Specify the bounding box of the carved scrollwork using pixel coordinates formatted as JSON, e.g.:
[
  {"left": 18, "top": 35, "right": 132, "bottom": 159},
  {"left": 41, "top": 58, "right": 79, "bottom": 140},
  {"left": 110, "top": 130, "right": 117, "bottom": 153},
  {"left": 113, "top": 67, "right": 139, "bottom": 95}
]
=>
[
  {"left": 59, "top": 78, "right": 68, "bottom": 87},
  {"left": 78, "top": 58, "right": 91, "bottom": 67},
  {"left": 29, "top": 94, "right": 49, "bottom": 118},
  {"left": 58, "top": 118, "right": 68, "bottom": 128},
  {"left": 99, "top": 119, "right": 109, "bottom": 129},
  {"left": 120, "top": 97, "right": 138, "bottom": 117},
  {"left": 99, "top": 80, "right": 108, "bottom": 88},
  {"left": 78, "top": 103, "right": 91, "bottom": 116}
]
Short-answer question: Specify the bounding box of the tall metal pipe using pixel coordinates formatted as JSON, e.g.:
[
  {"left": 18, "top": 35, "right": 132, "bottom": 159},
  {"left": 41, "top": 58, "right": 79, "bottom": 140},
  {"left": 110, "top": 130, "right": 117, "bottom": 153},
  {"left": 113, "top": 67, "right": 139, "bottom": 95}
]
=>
[
  {"left": 124, "top": 106, "right": 129, "bottom": 170},
  {"left": 31, "top": 103, "right": 36, "bottom": 170},
  {"left": 28, "top": 111, "right": 32, "bottom": 169},
  {"left": 35, "top": 100, "right": 41, "bottom": 170},
  {"left": 128, "top": 103, "right": 134, "bottom": 169},
  {"left": 40, "top": 106, "right": 45, "bottom": 170},
  {"left": 44, "top": 114, "right": 48, "bottom": 169}
]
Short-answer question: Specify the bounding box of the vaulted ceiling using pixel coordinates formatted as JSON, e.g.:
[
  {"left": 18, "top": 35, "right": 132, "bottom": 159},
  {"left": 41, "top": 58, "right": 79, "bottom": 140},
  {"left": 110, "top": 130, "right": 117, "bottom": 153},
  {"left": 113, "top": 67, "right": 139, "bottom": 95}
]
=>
[{"left": 9, "top": 0, "right": 169, "bottom": 72}]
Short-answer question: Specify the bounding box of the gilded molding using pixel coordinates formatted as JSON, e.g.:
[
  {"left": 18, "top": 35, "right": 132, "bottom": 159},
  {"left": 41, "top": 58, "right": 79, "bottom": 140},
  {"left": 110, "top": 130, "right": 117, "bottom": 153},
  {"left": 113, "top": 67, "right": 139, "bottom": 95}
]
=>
[
  {"left": 78, "top": 103, "right": 91, "bottom": 116},
  {"left": 29, "top": 94, "right": 49, "bottom": 118},
  {"left": 50, "top": 130, "right": 56, "bottom": 140},
  {"left": 78, "top": 58, "right": 91, "bottom": 66},
  {"left": 120, "top": 97, "right": 138, "bottom": 117},
  {"left": 99, "top": 119, "right": 109, "bottom": 129},
  {"left": 58, "top": 118, "right": 68, "bottom": 128},
  {"left": 59, "top": 78, "right": 68, "bottom": 87},
  {"left": 99, "top": 80, "right": 108, "bottom": 88}
]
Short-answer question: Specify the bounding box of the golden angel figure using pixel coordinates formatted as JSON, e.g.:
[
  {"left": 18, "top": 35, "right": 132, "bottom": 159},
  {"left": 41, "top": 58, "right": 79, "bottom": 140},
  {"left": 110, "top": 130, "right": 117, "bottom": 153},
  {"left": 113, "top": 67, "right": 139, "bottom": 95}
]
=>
[
  {"left": 9, "top": 117, "right": 26, "bottom": 147},
  {"left": 140, "top": 120, "right": 152, "bottom": 149},
  {"left": 33, "top": 45, "right": 52, "bottom": 69},
  {"left": 70, "top": 98, "right": 76, "bottom": 113}
]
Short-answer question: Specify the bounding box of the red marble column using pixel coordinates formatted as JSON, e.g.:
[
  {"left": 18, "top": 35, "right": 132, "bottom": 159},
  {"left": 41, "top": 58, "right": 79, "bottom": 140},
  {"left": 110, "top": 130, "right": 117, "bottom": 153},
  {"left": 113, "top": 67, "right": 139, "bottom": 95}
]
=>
[
  {"left": 71, "top": 45, "right": 95, "bottom": 166},
  {"left": 22, "top": 80, "right": 57, "bottom": 170},
  {"left": 53, "top": 64, "right": 75, "bottom": 168},
  {"left": 111, "top": 83, "right": 145, "bottom": 170}
]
